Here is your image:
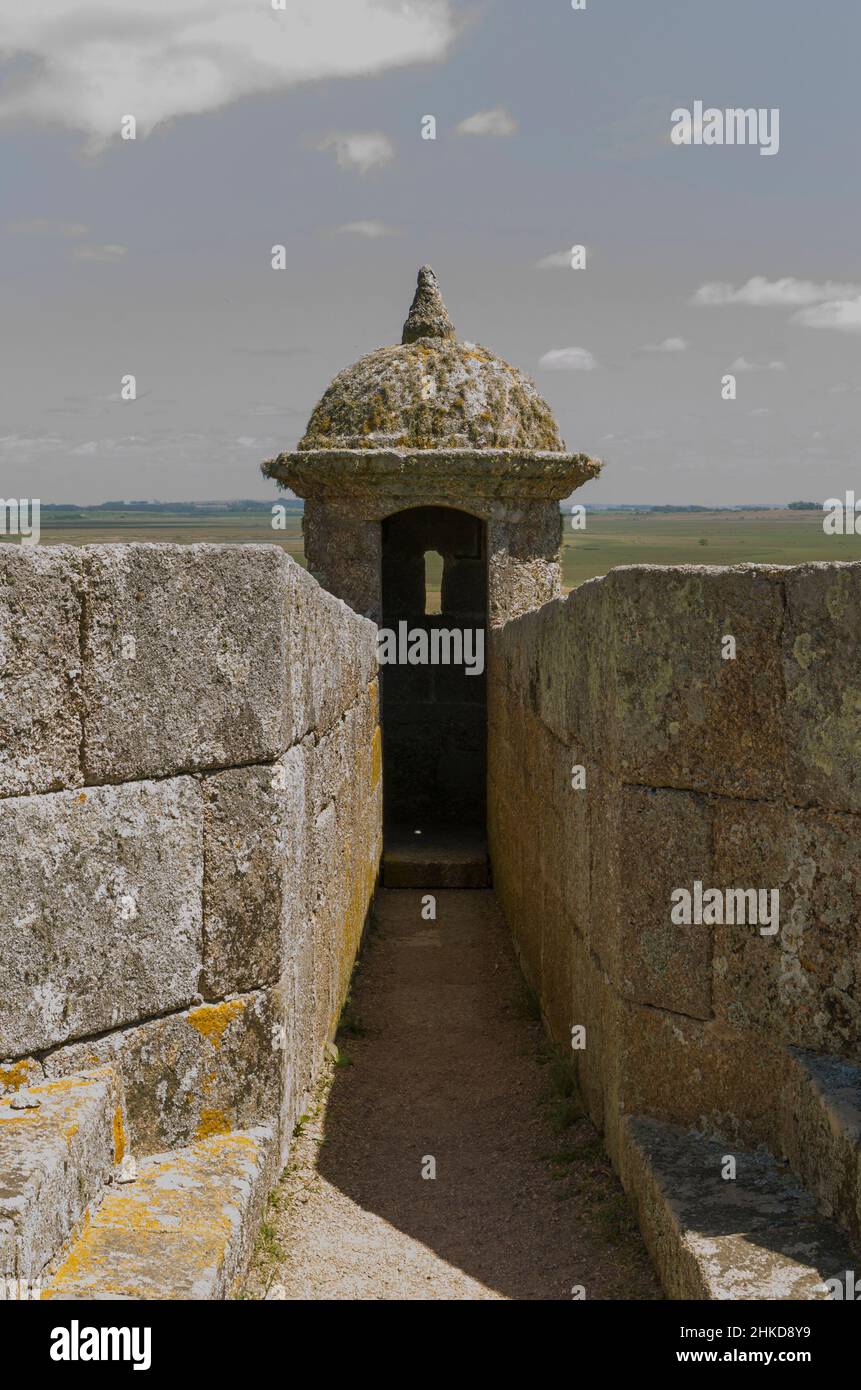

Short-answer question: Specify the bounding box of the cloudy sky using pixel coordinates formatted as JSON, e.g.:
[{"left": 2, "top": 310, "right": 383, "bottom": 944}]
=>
[{"left": 1, "top": 0, "right": 859, "bottom": 505}]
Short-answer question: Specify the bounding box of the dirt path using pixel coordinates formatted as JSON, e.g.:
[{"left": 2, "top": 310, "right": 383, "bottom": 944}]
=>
[{"left": 245, "top": 889, "right": 660, "bottom": 1301}]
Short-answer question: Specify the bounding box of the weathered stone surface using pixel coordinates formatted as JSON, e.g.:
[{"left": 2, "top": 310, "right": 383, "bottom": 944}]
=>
[
  {"left": 81, "top": 544, "right": 296, "bottom": 781},
  {"left": 488, "top": 556, "right": 861, "bottom": 1254},
  {"left": 294, "top": 267, "right": 561, "bottom": 452},
  {"left": 607, "top": 1002, "right": 786, "bottom": 1164},
  {"left": 488, "top": 505, "right": 564, "bottom": 626},
  {"left": 0, "top": 1068, "right": 124, "bottom": 1282},
  {"left": 0, "top": 1057, "right": 44, "bottom": 1096},
  {"left": 43, "top": 1127, "right": 275, "bottom": 1300},
  {"left": 202, "top": 760, "right": 303, "bottom": 999},
  {"left": 0, "top": 541, "right": 382, "bottom": 1291},
  {"left": 44, "top": 990, "right": 286, "bottom": 1157},
  {"left": 613, "top": 786, "right": 713, "bottom": 1018},
  {"left": 300, "top": 704, "right": 379, "bottom": 1057},
  {"left": 296, "top": 334, "right": 565, "bottom": 450},
  {"left": 290, "top": 563, "right": 377, "bottom": 742},
  {"left": 713, "top": 799, "right": 861, "bottom": 1057},
  {"left": 621, "top": 1115, "right": 856, "bottom": 1299},
  {"left": 783, "top": 562, "right": 861, "bottom": 813},
  {"left": 602, "top": 565, "right": 786, "bottom": 799},
  {"left": 0, "top": 545, "right": 83, "bottom": 798},
  {"left": 301, "top": 500, "right": 382, "bottom": 620},
  {"left": 401, "top": 265, "right": 456, "bottom": 345},
  {"left": 0, "top": 778, "right": 202, "bottom": 1057},
  {"left": 781, "top": 1048, "right": 861, "bottom": 1244}
]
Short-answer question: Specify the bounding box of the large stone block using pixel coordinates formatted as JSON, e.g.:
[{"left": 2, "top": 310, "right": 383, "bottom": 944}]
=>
[
  {"left": 202, "top": 755, "right": 305, "bottom": 999},
  {"left": 560, "top": 576, "right": 613, "bottom": 751},
  {"left": 289, "top": 562, "right": 378, "bottom": 745},
  {"left": 43, "top": 1127, "right": 276, "bottom": 1301},
  {"left": 783, "top": 562, "right": 861, "bottom": 813},
  {"left": 780, "top": 1048, "right": 861, "bottom": 1244},
  {"left": 570, "top": 936, "right": 617, "bottom": 1138},
  {"left": 488, "top": 505, "right": 562, "bottom": 625},
  {"left": 590, "top": 784, "right": 713, "bottom": 1019},
  {"left": 302, "top": 498, "right": 382, "bottom": 621},
  {"left": 81, "top": 544, "right": 296, "bottom": 781},
  {"left": 713, "top": 798, "right": 861, "bottom": 1058},
  {"left": 620, "top": 1114, "right": 855, "bottom": 1300},
  {"left": 44, "top": 987, "right": 287, "bottom": 1156},
  {"left": 602, "top": 565, "right": 786, "bottom": 799},
  {"left": 0, "top": 546, "right": 83, "bottom": 798},
  {"left": 0, "top": 1068, "right": 123, "bottom": 1283},
  {"left": 0, "top": 778, "right": 202, "bottom": 1057},
  {"left": 607, "top": 1000, "right": 786, "bottom": 1162}
]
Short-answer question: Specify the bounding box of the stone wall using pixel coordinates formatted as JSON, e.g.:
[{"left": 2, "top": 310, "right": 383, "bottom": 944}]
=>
[
  {"left": 0, "top": 544, "right": 382, "bottom": 1167},
  {"left": 489, "top": 562, "right": 861, "bottom": 1186}
]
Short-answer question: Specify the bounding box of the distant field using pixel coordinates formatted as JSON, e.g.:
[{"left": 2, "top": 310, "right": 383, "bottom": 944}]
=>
[
  {"left": 5, "top": 511, "right": 306, "bottom": 569},
  {"left": 562, "top": 509, "right": 861, "bottom": 590},
  {"left": 5, "top": 508, "right": 858, "bottom": 595}
]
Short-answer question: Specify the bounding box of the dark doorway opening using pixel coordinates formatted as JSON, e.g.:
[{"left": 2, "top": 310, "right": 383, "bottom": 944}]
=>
[{"left": 381, "top": 506, "right": 488, "bottom": 885}]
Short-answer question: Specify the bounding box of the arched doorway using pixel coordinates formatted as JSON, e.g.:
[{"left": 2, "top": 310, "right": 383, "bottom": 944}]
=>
[{"left": 380, "top": 506, "right": 488, "bottom": 884}]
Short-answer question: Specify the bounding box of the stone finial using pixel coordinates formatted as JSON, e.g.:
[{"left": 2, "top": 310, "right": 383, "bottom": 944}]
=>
[{"left": 401, "top": 265, "right": 456, "bottom": 344}]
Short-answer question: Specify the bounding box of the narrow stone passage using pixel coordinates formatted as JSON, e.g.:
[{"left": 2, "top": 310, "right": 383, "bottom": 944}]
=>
[{"left": 245, "top": 889, "right": 660, "bottom": 1301}]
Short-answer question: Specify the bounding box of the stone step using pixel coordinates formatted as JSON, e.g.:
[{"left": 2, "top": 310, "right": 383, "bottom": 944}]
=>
[
  {"left": 781, "top": 1047, "right": 861, "bottom": 1245},
  {"left": 0, "top": 1067, "right": 125, "bottom": 1293},
  {"left": 383, "top": 825, "right": 490, "bottom": 888},
  {"left": 621, "top": 1114, "right": 859, "bottom": 1300},
  {"left": 42, "top": 1127, "right": 275, "bottom": 1300}
]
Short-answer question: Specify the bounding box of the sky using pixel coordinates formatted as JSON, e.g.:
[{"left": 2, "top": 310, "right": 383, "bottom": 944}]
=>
[{"left": 1, "top": 0, "right": 859, "bottom": 506}]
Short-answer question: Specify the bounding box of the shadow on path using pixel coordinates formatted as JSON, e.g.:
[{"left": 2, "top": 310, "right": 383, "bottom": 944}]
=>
[{"left": 249, "top": 889, "right": 660, "bottom": 1301}]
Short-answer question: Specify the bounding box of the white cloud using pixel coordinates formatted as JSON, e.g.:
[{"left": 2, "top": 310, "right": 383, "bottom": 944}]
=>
[
  {"left": 455, "top": 107, "right": 517, "bottom": 137},
  {"left": 792, "top": 295, "right": 861, "bottom": 333},
  {"left": 642, "top": 337, "right": 688, "bottom": 353},
  {"left": 335, "top": 220, "right": 397, "bottom": 238},
  {"left": 316, "top": 131, "right": 394, "bottom": 174},
  {"left": 7, "top": 218, "right": 87, "bottom": 237},
  {"left": 730, "top": 357, "right": 786, "bottom": 372},
  {"left": 71, "top": 243, "right": 127, "bottom": 262},
  {"left": 533, "top": 247, "right": 588, "bottom": 270},
  {"left": 0, "top": 0, "right": 459, "bottom": 146},
  {"left": 0, "top": 433, "right": 65, "bottom": 453},
  {"left": 692, "top": 276, "right": 861, "bottom": 307},
  {"left": 538, "top": 347, "right": 598, "bottom": 371}
]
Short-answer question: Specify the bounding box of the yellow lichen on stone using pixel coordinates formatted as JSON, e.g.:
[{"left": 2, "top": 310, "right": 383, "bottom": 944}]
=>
[
  {"left": 30, "top": 1071, "right": 106, "bottom": 1096},
  {"left": 187, "top": 998, "right": 246, "bottom": 1047},
  {"left": 195, "top": 1107, "right": 231, "bottom": 1141},
  {"left": 0, "top": 1058, "right": 39, "bottom": 1092},
  {"left": 0, "top": 1106, "right": 41, "bottom": 1126}
]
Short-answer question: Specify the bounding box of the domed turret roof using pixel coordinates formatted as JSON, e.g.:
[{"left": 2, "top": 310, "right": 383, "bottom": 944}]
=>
[{"left": 297, "top": 266, "right": 564, "bottom": 453}]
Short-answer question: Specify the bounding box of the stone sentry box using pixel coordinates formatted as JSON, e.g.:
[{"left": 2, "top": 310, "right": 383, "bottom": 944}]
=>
[
  {"left": 264, "top": 268, "right": 600, "bottom": 833},
  {"left": 263, "top": 266, "right": 601, "bottom": 627}
]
